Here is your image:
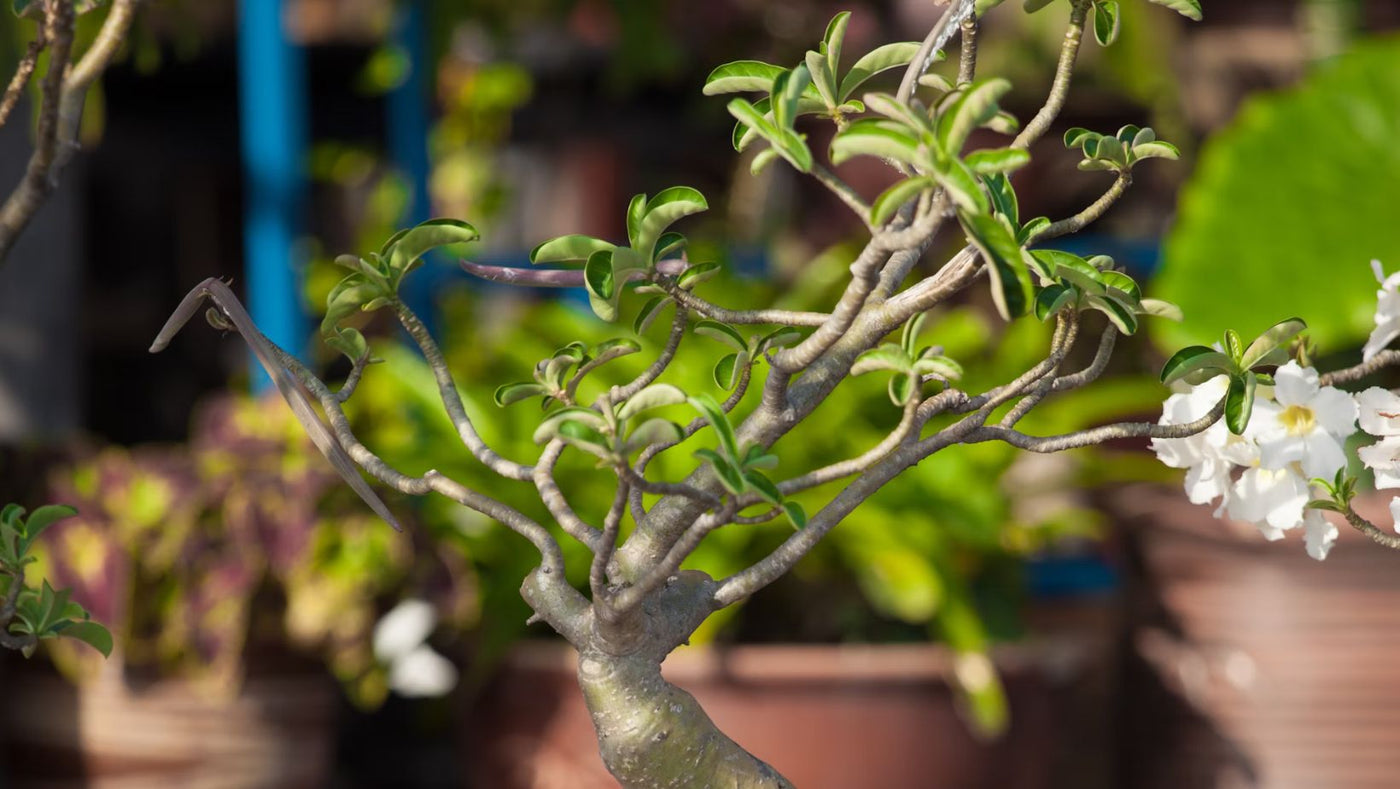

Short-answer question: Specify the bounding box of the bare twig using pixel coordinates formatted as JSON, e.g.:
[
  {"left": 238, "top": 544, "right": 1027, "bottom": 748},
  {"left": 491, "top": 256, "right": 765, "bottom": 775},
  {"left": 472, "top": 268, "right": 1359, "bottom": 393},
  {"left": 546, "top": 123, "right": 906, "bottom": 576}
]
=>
[
  {"left": 591, "top": 479, "right": 632, "bottom": 607},
  {"left": 533, "top": 439, "right": 604, "bottom": 552},
  {"left": 1012, "top": 0, "right": 1091, "bottom": 151},
  {"left": 1026, "top": 172, "right": 1133, "bottom": 245},
  {"left": 1342, "top": 506, "right": 1400, "bottom": 551},
  {"left": 1320, "top": 350, "right": 1400, "bottom": 386},
  {"left": 0, "top": 30, "right": 47, "bottom": 129},
  {"left": 611, "top": 305, "right": 689, "bottom": 402}
]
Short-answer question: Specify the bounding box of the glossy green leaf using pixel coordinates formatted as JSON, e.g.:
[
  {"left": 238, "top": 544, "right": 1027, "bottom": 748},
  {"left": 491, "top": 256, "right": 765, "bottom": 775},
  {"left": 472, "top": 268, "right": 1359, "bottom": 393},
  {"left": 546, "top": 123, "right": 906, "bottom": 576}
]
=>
[
  {"left": 618, "top": 384, "right": 688, "bottom": 421},
  {"left": 1240, "top": 317, "right": 1307, "bottom": 370},
  {"left": 533, "top": 407, "right": 608, "bottom": 443},
  {"left": 823, "top": 11, "right": 852, "bottom": 76},
  {"left": 703, "top": 60, "right": 788, "bottom": 95},
  {"left": 1092, "top": 1, "right": 1120, "bottom": 47},
  {"left": 1097, "top": 270, "right": 1141, "bottom": 300},
  {"left": 653, "top": 232, "right": 687, "bottom": 262},
  {"left": 902, "top": 312, "right": 927, "bottom": 356},
  {"left": 961, "top": 212, "right": 1033, "bottom": 320},
  {"left": 694, "top": 319, "right": 749, "bottom": 352},
  {"left": 625, "top": 419, "right": 685, "bottom": 451},
  {"left": 1160, "top": 345, "right": 1234, "bottom": 385},
  {"left": 1034, "top": 283, "right": 1078, "bottom": 321},
  {"left": 1139, "top": 298, "right": 1184, "bottom": 322},
  {"left": 626, "top": 193, "right": 648, "bottom": 250},
  {"left": 690, "top": 394, "right": 740, "bottom": 460},
  {"left": 1088, "top": 293, "right": 1139, "bottom": 335},
  {"left": 806, "top": 50, "right": 838, "bottom": 107},
  {"left": 838, "top": 41, "right": 923, "bottom": 102},
  {"left": 56, "top": 620, "right": 112, "bottom": 657},
  {"left": 18, "top": 505, "right": 76, "bottom": 556},
  {"left": 758, "top": 326, "right": 805, "bottom": 351},
  {"left": 770, "top": 65, "right": 812, "bottom": 130},
  {"left": 386, "top": 219, "right": 479, "bottom": 283},
  {"left": 744, "top": 469, "right": 784, "bottom": 505},
  {"left": 830, "top": 119, "right": 922, "bottom": 167},
  {"left": 558, "top": 420, "right": 615, "bottom": 460},
  {"left": 1131, "top": 141, "right": 1180, "bottom": 161},
  {"left": 634, "top": 296, "right": 672, "bottom": 334},
  {"left": 937, "top": 78, "right": 1011, "bottom": 155},
  {"left": 530, "top": 234, "right": 616, "bottom": 265},
  {"left": 637, "top": 187, "right": 708, "bottom": 262},
  {"left": 932, "top": 154, "right": 990, "bottom": 214},
  {"left": 963, "top": 148, "right": 1031, "bottom": 175},
  {"left": 870, "top": 176, "right": 938, "bottom": 227},
  {"left": 912, "top": 353, "right": 963, "bottom": 381},
  {"left": 1063, "top": 127, "right": 1099, "bottom": 150},
  {"left": 1148, "top": 0, "right": 1202, "bottom": 21},
  {"left": 852, "top": 346, "right": 913, "bottom": 375},
  {"left": 677, "top": 261, "right": 721, "bottom": 290},
  {"left": 494, "top": 382, "right": 549, "bottom": 407},
  {"left": 1225, "top": 372, "right": 1257, "bottom": 435},
  {"left": 695, "top": 449, "right": 747, "bottom": 495},
  {"left": 583, "top": 250, "right": 617, "bottom": 321},
  {"left": 887, "top": 372, "right": 917, "bottom": 405},
  {"left": 984, "top": 173, "right": 1020, "bottom": 226},
  {"left": 782, "top": 501, "right": 808, "bottom": 530}
]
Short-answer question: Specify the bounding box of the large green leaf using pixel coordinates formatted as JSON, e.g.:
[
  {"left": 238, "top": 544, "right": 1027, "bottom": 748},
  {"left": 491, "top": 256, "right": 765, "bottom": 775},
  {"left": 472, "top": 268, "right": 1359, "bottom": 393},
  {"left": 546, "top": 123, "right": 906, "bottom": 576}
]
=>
[
  {"left": 830, "top": 119, "right": 921, "bottom": 167},
  {"left": 936, "top": 79, "right": 1012, "bottom": 155},
  {"left": 530, "top": 235, "right": 616, "bottom": 265},
  {"left": 961, "top": 213, "right": 1033, "bottom": 320},
  {"left": 635, "top": 187, "right": 708, "bottom": 262},
  {"left": 837, "top": 42, "right": 923, "bottom": 102},
  {"left": 870, "top": 176, "right": 938, "bottom": 226},
  {"left": 385, "top": 219, "right": 479, "bottom": 284},
  {"left": 703, "top": 60, "right": 788, "bottom": 95},
  {"left": 1148, "top": 0, "right": 1202, "bottom": 21},
  {"left": 1153, "top": 38, "right": 1400, "bottom": 356}
]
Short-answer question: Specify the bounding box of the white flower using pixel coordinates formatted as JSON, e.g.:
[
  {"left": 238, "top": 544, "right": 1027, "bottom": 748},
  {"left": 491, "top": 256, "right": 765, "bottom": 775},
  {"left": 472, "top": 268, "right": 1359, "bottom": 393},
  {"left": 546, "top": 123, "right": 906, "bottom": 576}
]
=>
[
  {"left": 1252, "top": 362, "right": 1356, "bottom": 480},
  {"left": 388, "top": 645, "right": 459, "bottom": 698},
  {"left": 1153, "top": 377, "right": 1251, "bottom": 510},
  {"left": 1355, "top": 387, "right": 1400, "bottom": 489},
  {"left": 1303, "top": 509, "right": 1339, "bottom": 560},
  {"left": 1228, "top": 465, "right": 1311, "bottom": 539},
  {"left": 1363, "top": 260, "right": 1400, "bottom": 362},
  {"left": 1391, "top": 498, "right": 1400, "bottom": 535},
  {"left": 373, "top": 598, "right": 458, "bottom": 698}
]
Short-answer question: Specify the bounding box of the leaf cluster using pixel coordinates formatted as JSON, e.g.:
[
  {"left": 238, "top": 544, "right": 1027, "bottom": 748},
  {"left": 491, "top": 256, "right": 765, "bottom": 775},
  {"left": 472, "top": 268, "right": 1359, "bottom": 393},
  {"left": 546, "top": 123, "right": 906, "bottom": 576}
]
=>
[
  {"left": 1064, "top": 125, "right": 1180, "bottom": 173},
  {"left": 1159, "top": 318, "right": 1307, "bottom": 433},
  {"left": 852, "top": 313, "right": 963, "bottom": 405},
  {"left": 0, "top": 504, "right": 112, "bottom": 658},
  {"left": 689, "top": 395, "right": 807, "bottom": 529}
]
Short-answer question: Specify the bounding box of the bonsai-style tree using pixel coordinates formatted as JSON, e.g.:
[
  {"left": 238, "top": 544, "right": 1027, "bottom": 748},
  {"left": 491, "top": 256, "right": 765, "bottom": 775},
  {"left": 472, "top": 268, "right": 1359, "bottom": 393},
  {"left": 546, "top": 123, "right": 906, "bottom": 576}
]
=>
[{"left": 150, "top": 1, "right": 1400, "bottom": 785}]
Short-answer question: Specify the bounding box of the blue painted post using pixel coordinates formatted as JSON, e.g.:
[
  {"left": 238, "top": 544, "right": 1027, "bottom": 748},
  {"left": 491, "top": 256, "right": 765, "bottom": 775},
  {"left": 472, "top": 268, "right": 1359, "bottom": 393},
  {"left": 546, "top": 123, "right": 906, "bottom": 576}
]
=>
[
  {"left": 238, "top": 0, "right": 310, "bottom": 389},
  {"left": 388, "top": 0, "right": 441, "bottom": 333}
]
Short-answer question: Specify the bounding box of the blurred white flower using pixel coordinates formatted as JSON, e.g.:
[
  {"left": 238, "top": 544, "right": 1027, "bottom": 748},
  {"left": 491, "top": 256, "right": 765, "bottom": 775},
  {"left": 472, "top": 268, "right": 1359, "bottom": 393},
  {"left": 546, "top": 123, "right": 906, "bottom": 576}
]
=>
[
  {"left": 1363, "top": 260, "right": 1400, "bottom": 362},
  {"left": 373, "top": 598, "right": 457, "bottom": 698},
  {"left": 1228, "top": 465, "right": 1311, "bottom": 540},
  {"left": 1152, "top": 377, "right": 1248, "bottom": 512},
  {"left": 1253, "top": 362, "right": 1356, "bottom": 480},
  {"left": 1355, "top": 386, "right": 1400, "bottom": 489},
  {"left": 1303, "top": 509, "right": 1339, "bottom": 560}
]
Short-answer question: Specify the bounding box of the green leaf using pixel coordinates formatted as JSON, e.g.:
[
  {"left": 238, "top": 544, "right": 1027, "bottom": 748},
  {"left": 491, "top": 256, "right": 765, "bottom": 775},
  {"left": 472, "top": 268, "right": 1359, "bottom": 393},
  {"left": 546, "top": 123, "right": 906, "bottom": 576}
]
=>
[
  {"left": 653, "top": 232, "right": 687, "bottom": 261},
  {"left": 984, "top": 173, "right": 1020, "bottom": 226},
  {"left": 56, "top": 620, "right": 112, "bottom": 657},
  {"left": 770, "top": 65, "right": 812, "bottom": 130},
  {"left": 694, "top": 319, "right": 749, "bottom": 352},
  {"left": 757, "top": 326, "right": 805, "bottom": 351},
  {"left": 870, "top": 176, "right": 938, "bottom": 227},
  {"left": 703, "top": 60, "right": 788, "bottom": 95},
  {"left": 530, "top": 235, "right": 616, "bottom": 265},
  {"left": 1148, "top": 0, "right": 1202, "bottom": 21},
  {"left": 852, "top": 346, "right": 913, "bottom": 376},
  {"left": 625, "top": 419, "right": 685, "bottom": 452},
  {"left": 587, "top": 338, "right": 643, "bottom": 369},
  {"left": 1131, "top": 141, "right": 1180, "bottom": 162},
  {"left": 625, "top": 193, "right": 648, "bottom": 250},
  {"left": 634, "top": 296, "right": 673, "bottom": 334},
  {"left": 823, "top": 11, "right": 852, "bottom": 77},
  {"left": 902, "top": 312, "right": 927, "bottom": 356},
  {"left": 1092, "top": 1, "right": 1120, "bottom": 47},
  {"left": 1063, "top": 127, "right": 1100, "bottom": 150},
  {"left": 782, "top": 501, "right": 808, "bottom": 530},
  {"left": 743, "top": 469, "right": 784, "bottom": 505},
  {"left": 18, "top": 505, "right": 76, "bottom": 556},
  {"left": 1051, "top": 256, "right": 1106, "bottom": 296},
  {"left": 1140, "top": 298, "right": 1184, "bottom": 322},
  {"left": 636, "top": 187, "right": 708, "bottom": 262},
  {"left": 960, "top": 212, "right": 1033, "bottom": 320},
  {"left": 774, "top": 128, "right": 814, "bottom": 173},
  {"left": 963, "top": 148, "right": 1031, "bottom": 175},
  {"left": 830, "top": 119, "right": 921, "bottom": 167},
  {"left": 494, "top": 382, "right": 549, "bottom": 407},
  {"left": 937, "top": 78, "right": 1011, "bottom": 155},
  {"left": 1160, "top": 345, "right": 1234, "bottom": 385},
  {"left": 671, "top": 262, "right": 719, "bottom": 293},
  {"left": 1223, "top": 329, "right": 1244, "bottom": 362},
  {"left": 1240, "top": 317, "right": 1307, "bottom": 370},
  {"left": 533, "top": 407, "right": 608, "bottom": 444},
  {"left": 1097, "top": 270, "right": 1141, "bottom": 300},
  {"left": 932, "top": 154, "right": 990, "bottom": 214},
  {"left": 583, "top": 249, "right": 618, "bottom": 321},
  {"left": 1034, "top": 283, "right": 1077, "bottom": 321},
  {"left": 1028, "top": 249, "right": 1085, "bottom": 282},
  {"left": 1017, "top": 217, "right": 1051, "bottom": 245},
  {"left": 887, "top": 372, "right": 917, "bottom": 405},
  {"left": 690, "top": 394, "right": 740, "bottom": 460},
  {"left": 558, "top": 420, "right": 616, "bottom": 460},
  {"left": 743, "top": 444, "right": 780, "bottom": 470},
  {"left": 912, "top": 353, "right": 963, "bottom": 381},
  {"left": 618, "top": 384, "right": 688, "bottom": 421},
  {"left": 385, "top": 219, "right": 479, "bottom": 284},
  {"left": 750, "top": 148, "right": 782, "bottom": 175},
  {"left": 1087, "top": 293, "right": 1139, "bottom": 335},
  {"left": 1225, "top": 372, "right": 1257, "bottom": 435},
  {"left": 805, "top": 50, "right": 838, "bottom": 108},
  {"left": 695, "top": 449, "right": 746, "bottom": 495},
  {"left": 838, "top": 41, "right": 923, "bottom": 102}
]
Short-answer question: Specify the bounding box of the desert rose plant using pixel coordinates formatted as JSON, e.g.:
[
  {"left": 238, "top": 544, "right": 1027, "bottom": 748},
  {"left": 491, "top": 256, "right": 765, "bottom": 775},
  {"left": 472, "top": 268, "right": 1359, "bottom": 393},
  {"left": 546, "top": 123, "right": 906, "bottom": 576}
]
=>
[{"left": 148, "top": 0, "right": 1400, "bottom": 785}]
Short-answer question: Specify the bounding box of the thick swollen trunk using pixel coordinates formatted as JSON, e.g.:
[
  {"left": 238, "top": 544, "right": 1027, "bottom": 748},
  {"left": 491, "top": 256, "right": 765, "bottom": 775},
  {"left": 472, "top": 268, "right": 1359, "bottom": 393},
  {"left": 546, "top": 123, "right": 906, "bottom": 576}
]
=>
[{"left": 577, "top": 650, "right": 794, "bottom": 789}]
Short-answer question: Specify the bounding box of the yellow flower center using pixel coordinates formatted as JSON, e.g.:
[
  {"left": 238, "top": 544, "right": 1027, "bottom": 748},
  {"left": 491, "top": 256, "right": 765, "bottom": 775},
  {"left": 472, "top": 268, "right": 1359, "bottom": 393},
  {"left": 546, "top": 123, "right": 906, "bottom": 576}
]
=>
[{"left": 1281, "top": 404, "right": 1316, "bottom": 436}]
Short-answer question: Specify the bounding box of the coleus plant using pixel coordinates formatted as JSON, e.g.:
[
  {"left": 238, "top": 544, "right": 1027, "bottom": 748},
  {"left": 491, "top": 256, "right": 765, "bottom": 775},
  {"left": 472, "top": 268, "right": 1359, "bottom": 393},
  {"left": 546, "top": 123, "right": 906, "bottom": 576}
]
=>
[{"left": 149, "top": 0, "right": 1397, "bottom": 786}]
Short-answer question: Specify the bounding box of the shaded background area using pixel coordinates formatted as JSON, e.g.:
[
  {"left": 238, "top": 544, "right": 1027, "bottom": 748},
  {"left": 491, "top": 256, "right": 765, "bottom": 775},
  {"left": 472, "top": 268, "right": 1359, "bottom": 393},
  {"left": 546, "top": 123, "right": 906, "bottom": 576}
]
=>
[{"left": 1, "top": 0, "right": 1399, "bottom": 787}]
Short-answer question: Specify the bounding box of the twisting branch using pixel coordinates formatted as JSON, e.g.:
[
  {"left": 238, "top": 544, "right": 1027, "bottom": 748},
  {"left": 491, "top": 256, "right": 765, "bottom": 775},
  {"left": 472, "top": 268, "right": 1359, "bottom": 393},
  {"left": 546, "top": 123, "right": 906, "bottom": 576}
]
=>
[
  {"left": 334, "top": 352, "right": 374, "bottom": 403},
  {"left": 896, "top": 0, "right": 977, "bottom": 104},
  {"left": 1342, "top": 506, "right": 1400, "bottom": 551},
  {"left": 1054, "top": 326, "right": 1117, "bottom": 392},
  {"left": 591, "top": 479, "right": 632, "bottom": 609},
  {"left": 614, "top": 502, "right": 736, "bottom": 613},
  {"left": 662, "top": 281, "right": 828, "bottom": 327},
  {"left": 1012, "top": 0, "right": 1091, "bottom": 151},
  {"left": 533, "top": 439, "right": 604, "bottom": 552},
  {"left": 776, "top": 396, "right": 920, "bottom": 495},
  {"left": 0, "top": 28, "right": 47, "bottom": 129},
  {"left": 771, "top": 243, "right": 893, "bottom": 372},
  {"left": 393, "top": 302, "right": 534, "bottom": 480},
  {"left": 967, "top": 399, "right": 1225, "bottom": 453},
  {"left": 150, "top": 278, "right": 402, "bottom": 530},
  {"left": 999, "top": 315, "right": 1081, "bottom": 427},
  {"left": 612, "top": 304, "right": 689, "bottom": 402},
  {"left": 1320, "top": 350, "right": 1400, "bottom": 386},
  {"left": 619, "top": 465, "right": 720, "bottom": 508},
  {"left": 0, "top": 0, "right": 142, "bottom": 264},
  {"left": 1026, "top": 172, "right": 1133, "bottom": 245}
]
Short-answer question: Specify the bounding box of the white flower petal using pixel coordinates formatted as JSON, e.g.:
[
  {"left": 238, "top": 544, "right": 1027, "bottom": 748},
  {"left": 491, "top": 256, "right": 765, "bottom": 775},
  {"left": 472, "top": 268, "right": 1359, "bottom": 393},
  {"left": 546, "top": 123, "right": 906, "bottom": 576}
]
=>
[
  {"left": 1272, "top": 362, "right": 1317, "bottom": 408},
  {"left": 1300, "top": 432, "right": 1348, "bottom": 480},
  {"left": 1390, "top": 497, "right": 1400, "bottom": 534},
  {"left": 373, "top": 599, "right": 437, "bottom": 663},
  {"left": 1307, "top": 386, "right": 1358, "bottom": 437},
  {"left": 1303, "top": 510, "right": 1338, "bottom": 560},
  {"left": 388, "top": 645, "right": 459, "bottom": 698},
  {"left": 1229, "top": 466, "right": 1307, "bottom": 532},
  {"left": 1256, "top": 434, "right": 1305, "bottom": 471},
  {"left": 1357, "top": 438, "right": 1400, "bottom": 489},
  {"left": 1356, "top": 387, "right": 1400, "bottom": 437}
]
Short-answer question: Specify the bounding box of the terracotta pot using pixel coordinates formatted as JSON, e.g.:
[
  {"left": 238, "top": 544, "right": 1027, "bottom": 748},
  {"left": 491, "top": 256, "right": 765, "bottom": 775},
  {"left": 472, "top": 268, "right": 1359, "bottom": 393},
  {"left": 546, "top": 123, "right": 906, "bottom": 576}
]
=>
[
  {"left": 0, "top": 659, "right": 336, "bottom": 789},
  {"left": 1107, "top": 483, "right": 1400, "bottom": 789},
  {"left": 466, "top": 606, "right": 1116, "bottom": 789}
]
